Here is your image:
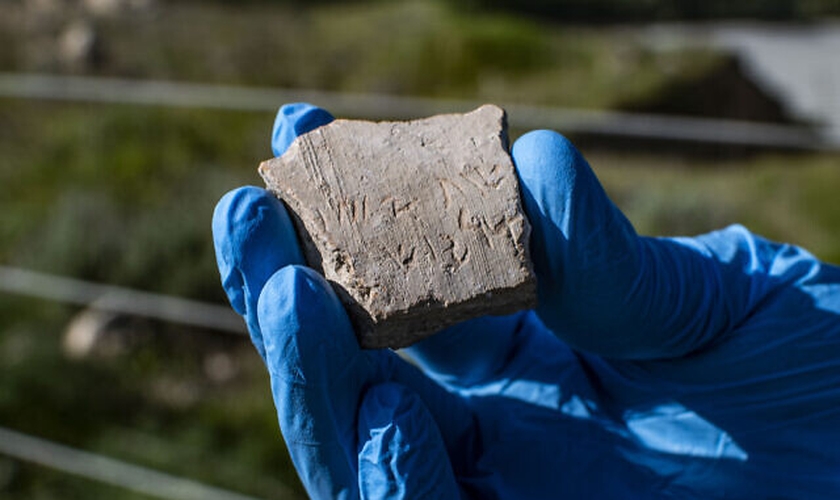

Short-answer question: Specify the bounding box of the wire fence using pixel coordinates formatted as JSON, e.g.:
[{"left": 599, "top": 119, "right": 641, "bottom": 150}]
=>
[
  {"left": 0, "top": 426, "right": 268, "bottom": 500},
  {"left": 1, "top": 72, "right": 836, "bottom": 150},
  {"left": 0, "top": 266, "right": 246, "bottom": 335},
  {"left": 0, "top": 267, "right": 265, "bottom": 498}
]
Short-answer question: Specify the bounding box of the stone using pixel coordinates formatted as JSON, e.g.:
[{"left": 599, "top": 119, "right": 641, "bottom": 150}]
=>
[
  {"left": 259, "top": 105, "right": 536, "bottom": 349},
  {"left": 57, "top": 20, "right": 102, "bottom": 70}
]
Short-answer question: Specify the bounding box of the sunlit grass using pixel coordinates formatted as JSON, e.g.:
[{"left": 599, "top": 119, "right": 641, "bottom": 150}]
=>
[
  {"left": 1, "top": 0, "right": 722, "bottom": 109},
  {"left": 591, "top": 151, "right": 840, "bottom": 264}
]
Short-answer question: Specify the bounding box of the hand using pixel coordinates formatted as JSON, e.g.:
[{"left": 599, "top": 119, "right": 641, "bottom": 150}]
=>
[{"left": 213, "top": 104, "right": 840, "bottom": 499}]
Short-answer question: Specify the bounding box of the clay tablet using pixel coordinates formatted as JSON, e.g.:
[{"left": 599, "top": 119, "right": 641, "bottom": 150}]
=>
[{"left": 259, "top": 105, "right": 536, "bottom": 349}]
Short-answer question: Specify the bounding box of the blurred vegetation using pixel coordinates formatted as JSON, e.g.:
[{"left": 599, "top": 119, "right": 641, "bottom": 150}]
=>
[
  {"left": 0, "top": 0, "right": 838, "bottom": 498},
  {"left": 0, "top": 101, "right": 261, "bottom": 299},
  {"left": 592, "top": 153, "right": 840, "bottom": 265},
  {"left": 0, "top": 100, "right": 303, "bottom": 498},
  {"left": 453, "top": 0, "right": 840, "bottom": 22},
  {"left": 1, "top": 1, "right": 723, "bottom": 108},
  {"left": 134, "top": 0, "right": 840, "bottom": 21}
]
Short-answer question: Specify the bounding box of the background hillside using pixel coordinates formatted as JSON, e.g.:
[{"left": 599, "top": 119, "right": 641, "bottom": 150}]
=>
[{"left": 0, "top": 1, "right": 838, "bottom": 498}]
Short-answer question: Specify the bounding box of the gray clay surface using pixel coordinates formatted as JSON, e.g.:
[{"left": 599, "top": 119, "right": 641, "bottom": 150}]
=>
[{"left": 259, "top": 104, "right": 536, "bottom": 348}]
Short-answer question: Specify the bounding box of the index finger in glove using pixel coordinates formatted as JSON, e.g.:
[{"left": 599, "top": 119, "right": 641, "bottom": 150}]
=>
[{"left": 212, "top": 103, "right": 333, "bottom": 358}]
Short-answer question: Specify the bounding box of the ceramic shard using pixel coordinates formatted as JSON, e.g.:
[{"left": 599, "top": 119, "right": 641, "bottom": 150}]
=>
[{"left": 259, "top": 104, "right": 536, "bottom": 348}]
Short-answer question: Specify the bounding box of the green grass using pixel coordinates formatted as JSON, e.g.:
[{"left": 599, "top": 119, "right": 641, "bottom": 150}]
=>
[
  {"left": 591, "top": 152, "right": 840, "bottom": 265},
  {"left": 1, "top": 1, "right": 723, "bottom": 109},
  {"left": 0, "top": 99, "right": 307, "bottom": 498},
  {"left": 0, "top": 99, "right": 268, "bottom": 299},
  {"left": 0, "top": 460, "right": 158, "bottom": 500}
]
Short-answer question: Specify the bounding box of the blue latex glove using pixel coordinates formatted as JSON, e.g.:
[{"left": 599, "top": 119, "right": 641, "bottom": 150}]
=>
[{"left": 213, "top": 103, "right": 840, "bottom": 499}]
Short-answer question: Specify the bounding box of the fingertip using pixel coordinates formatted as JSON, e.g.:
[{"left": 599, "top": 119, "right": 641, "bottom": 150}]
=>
[
  {"left": 212, "top": 186, "right": 283, "bottom": 263},
  {"left": 272, "top": 103, "right": 335, "bottom": 157},
  {"left": 214, "top": 185, "right": 304, "bottom": 286},
  {"left": 212, "top": 186, "right": 305, "bottom": 361},
  {"left": 212, "top": 187, "right": 271, "bottom": 248},
  {"left": 212, "top": 188, "right": 252, "bottom": 314},
  {"left": 511, "top": 129, "right": 586, "bottom": 190},
  {"left": 511, "top": 130, "right": 589, "bottom": 235}
]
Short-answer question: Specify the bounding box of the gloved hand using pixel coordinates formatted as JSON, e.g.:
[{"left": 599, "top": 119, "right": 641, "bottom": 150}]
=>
[{"left": 213, "top": 103, "right": 840, "bottom": 499}]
